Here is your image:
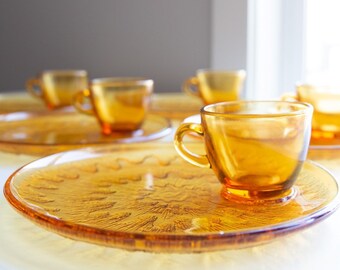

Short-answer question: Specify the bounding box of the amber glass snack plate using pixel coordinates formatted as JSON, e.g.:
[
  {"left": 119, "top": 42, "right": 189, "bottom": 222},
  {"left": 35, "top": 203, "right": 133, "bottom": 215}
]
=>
[
  {"left": 4, "top": 143, "right": 339, "bottom": 253},
  {"left": 309, "top": 135, "right": 340, "bottom": 150},
  {"left": 150, "top": 93, "right": 203, "bottom": 119},
  {"left": 0, "top": 111, "right": 171, "bottom": 155},
  {"left": 0, "top": 92, "right": 46, "bottom": 113}
]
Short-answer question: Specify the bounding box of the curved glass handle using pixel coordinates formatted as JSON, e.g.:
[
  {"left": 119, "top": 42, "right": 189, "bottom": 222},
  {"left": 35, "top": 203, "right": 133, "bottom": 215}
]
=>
[
  {"left": 182, "top": 77, "right": 200, "bottom": 97},
  {"left": 26, "top": 78, "right": 43, "bottom": 98},
  {"left": 174, "top": 122, "right": 210, "bottom": 168},
  {"left": 281, "top": 92, "right": 298, "bottom": 101},
  {"left": 73, "top": 89, "right": 94, "bottom": 115}
]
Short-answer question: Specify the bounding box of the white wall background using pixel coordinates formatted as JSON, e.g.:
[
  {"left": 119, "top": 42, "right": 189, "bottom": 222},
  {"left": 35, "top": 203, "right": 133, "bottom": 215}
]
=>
[
  {"left": 0, "top": 0, "right": 309, "bottom": 99},
  {"left": 0, "top": 0, "right": 215, "bottom": 93},
  {"left": 211, "top": 0, "right": 247, "bottom": 70}
]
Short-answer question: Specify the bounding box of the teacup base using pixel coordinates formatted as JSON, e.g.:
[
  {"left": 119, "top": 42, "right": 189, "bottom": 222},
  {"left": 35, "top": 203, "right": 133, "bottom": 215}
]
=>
[
  {"left": 221, "top": 186, "right": 298, "bottom": 205},
  {"left": 101, "top": 125, "right": 144, "bottom": 136}
]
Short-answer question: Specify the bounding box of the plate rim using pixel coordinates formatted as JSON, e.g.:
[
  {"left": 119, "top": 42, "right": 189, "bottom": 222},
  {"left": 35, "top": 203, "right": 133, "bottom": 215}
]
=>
[{"left": 0, "top": 112, "right": 172, "bottom": 147}]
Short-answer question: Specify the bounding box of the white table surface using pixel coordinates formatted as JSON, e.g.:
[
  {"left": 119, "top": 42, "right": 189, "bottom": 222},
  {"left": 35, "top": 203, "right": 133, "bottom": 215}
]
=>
[{"left": 0, "top": 148, "right": 340, "bottom": 270}]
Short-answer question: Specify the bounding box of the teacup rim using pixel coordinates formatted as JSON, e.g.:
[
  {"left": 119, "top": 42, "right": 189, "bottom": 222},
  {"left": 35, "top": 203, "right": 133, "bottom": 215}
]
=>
[
  {"left": 201, "top": 100, "right": 313, "bottom": 118},
  {"left": 196, "top": 69, "right": 246, "bottom": 76},
  {"left": 296, "top": 82, "right": 340, "bottom": 92},
  {"left": 40, "top": 70, "right": 88, "bottom": 76},
  {"left": 91, "top": 77, "right": 154, "bottom": 86}
]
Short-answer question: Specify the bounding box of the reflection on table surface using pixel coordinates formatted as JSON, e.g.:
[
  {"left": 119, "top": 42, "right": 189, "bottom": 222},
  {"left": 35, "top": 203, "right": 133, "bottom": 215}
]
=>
[{"left": 0, "top": 92, "right": 340, "bottom": 269}]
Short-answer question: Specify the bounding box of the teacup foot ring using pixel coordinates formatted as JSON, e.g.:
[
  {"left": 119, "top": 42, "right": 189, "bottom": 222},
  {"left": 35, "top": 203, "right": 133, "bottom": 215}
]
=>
[{"left": 221, "top": 186, "right": 299, "bottom": 205}]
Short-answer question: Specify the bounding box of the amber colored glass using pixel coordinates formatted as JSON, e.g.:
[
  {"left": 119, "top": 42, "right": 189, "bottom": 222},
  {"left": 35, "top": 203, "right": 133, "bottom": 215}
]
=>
[
  {"left": 299, "top": 84, "right": 340, "bottom": 146},
  {"left": 0, "top": 92, "right": 202, "bottom": 117},
  {"left": 175, "top": 101, "right": 313, "bottom": 203},
  {"left": 0, "top": 111, "right": 171, "bottom": 156},
  {"left": 3, "top": 143, "right": 339, "bottom": 253},
  {"left": 74, "top": 78, "right": 153, "bottom": 135},
  {"left": 0, "top": 93, "right": 46, "bottom": 113},
  {"left": 26, "top": 70, "right": 88, "bottom": 109},
  {"left": 150, "top": 92, "right": 204, "bottom": 119},
  {"left": 283, "top": 85, "right": 340, "bottom": 145},
  {"left": 182, "top": 69, "right": 246, "bottom": 104}
]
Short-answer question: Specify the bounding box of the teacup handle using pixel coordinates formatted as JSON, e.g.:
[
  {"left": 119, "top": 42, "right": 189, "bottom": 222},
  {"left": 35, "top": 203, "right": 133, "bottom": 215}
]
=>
[
  {"left": 73, "top": 89, "right": 94, "bottom": 115},
  {"left": 182, "top": 77, "right": 200, "bottom": 97},
  {"left": 26, "top": 78, "right": 43, "bottom": 98},
  {"left": 281, "top": 92, "right": 298, "bottom": 101},
  {"left": 174, "top": 122, "right": 210, "bottom": 168}
]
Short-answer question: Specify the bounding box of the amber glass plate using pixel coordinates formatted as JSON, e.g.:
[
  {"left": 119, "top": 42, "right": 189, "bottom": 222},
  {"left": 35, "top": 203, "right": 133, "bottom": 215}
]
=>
[
  {"left": 0, "top": 92, "right": 47, "bottom": 113},
  {"left": 150, "top": 93, "right": 203, "bottom": 119},
  {"left": 0, "top": 92, "right": 204, "bottom": 116},
  {"left": 4, "top": 143, "right": 339, "bottom": 253},
  {"left": 0, "top": 111, "right": 171, "bottom": 156},
  {"left": 309, "top": 136, "right": 340, "bottom": 149}
]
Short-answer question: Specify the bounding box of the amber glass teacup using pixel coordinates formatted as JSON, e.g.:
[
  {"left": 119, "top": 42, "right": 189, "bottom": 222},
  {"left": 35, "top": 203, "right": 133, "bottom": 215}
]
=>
[
  {"left": 182, "top": 69, "right": 246, "bottom": 104},
  {"left": 73, "top": 77, "right": 154, "bottom": 135},
  {"left": 283, "top": 84, "right": 340, "bottom": 140},
  {"left": 26, "top": 70, "right": 88, "bottom": 109},
  {"left": 174, "top": 101, "right": 313, "bottom": 204}
]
